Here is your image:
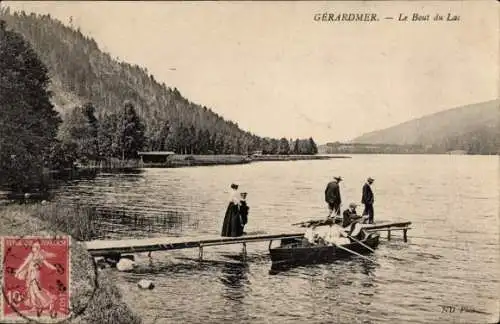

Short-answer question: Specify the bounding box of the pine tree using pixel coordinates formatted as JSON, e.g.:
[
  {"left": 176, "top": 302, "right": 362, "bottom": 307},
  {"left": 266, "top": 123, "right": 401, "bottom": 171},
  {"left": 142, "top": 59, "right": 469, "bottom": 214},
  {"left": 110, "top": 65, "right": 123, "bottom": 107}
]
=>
[
  {"left": 58, "top": 102, "right": 99, "bottom": 162},
  {"left": 278, "top": 137, "right": 290, "bottom": 155},
  {"left": 0, "top": 20, "right": 61, "bottom": 190},
  {"left": 292, "top": 139, "right": 300, "bottom": 154},
  {"left": 98, "top": 113, "right": 117, "bottom": 159},
  {"left": 119, "top": 101, "right": 146, "bottom": 159},
  {"left": 308, "top": 137, "right": 318, "bottom": 154}
]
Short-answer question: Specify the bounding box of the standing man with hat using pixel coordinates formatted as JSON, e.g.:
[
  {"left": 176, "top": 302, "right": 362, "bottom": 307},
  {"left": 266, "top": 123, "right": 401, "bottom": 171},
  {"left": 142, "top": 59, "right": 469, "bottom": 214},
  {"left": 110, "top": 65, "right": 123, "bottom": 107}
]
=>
[
  {"left": 325, "top": 176, "right": 342, "bottom": 218},
  {"left": 362, "top": 177, "right": 375, "bottom": 224}
]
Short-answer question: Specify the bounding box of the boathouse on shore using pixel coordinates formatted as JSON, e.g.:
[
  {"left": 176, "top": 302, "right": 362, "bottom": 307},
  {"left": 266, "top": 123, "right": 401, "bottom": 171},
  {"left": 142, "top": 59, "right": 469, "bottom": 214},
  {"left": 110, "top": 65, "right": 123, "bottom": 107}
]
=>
[{"left": 138, "top": 151, "right": 176, "bottom": 164}]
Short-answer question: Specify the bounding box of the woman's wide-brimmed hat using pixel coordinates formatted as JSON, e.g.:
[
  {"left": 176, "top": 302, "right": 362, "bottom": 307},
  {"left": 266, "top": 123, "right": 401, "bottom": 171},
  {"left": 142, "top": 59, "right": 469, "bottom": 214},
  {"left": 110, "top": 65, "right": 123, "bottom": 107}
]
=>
[
  {"left": 230, "top": 183, "right": 239, "bottom": 189},
  {"left": 367, "top": 177, "right": 374, "bottom": 183},
  {"left": 334, "top": 176, "right": 343, "bottom": 181}
]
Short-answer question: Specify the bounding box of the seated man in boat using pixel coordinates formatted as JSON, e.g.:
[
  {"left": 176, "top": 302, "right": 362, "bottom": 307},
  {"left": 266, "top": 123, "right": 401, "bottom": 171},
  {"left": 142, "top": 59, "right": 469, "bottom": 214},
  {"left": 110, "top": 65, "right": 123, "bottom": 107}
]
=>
[
  {"left": 342, "top": 203, "right": 368, "bottom": 226},
  {"left": 343, "top": 203, "right": 359, "bottom": 226},
  {"left": 342, "top": 203, "right": 368, "bottom": 240}
]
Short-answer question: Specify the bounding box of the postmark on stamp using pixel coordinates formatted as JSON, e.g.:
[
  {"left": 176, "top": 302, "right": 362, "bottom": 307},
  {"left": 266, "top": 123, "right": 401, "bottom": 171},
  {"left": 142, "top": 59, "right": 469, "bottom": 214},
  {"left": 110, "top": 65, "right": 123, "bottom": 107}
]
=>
[{"left": 1, "top": 236, "right": 71, "bottom": 322}]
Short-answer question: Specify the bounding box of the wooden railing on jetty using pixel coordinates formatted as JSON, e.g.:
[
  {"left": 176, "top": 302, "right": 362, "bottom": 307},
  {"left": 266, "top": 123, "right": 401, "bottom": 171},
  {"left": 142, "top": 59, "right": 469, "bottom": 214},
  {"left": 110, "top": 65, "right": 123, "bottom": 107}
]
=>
[
  {"left": 292, "top": 219, "right": 412, "bottom": 242},
  {"left": 363, "top": 221, "right": 412, "bottom": 242}
]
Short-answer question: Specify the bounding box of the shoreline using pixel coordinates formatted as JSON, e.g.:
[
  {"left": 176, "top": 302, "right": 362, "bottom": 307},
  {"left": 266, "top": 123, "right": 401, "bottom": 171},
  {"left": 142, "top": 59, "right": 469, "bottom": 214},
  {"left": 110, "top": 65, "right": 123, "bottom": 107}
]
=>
[
  {"left": 1, "top": 154, "right": 350, "bottom": 199},
  {"left": 74, "top": 154, "right": 351, "bottom": 170}
]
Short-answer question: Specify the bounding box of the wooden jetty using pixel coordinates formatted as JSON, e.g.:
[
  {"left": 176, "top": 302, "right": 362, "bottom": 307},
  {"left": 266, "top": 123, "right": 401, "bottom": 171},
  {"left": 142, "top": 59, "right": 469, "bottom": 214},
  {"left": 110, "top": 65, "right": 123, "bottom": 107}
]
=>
[
  {"left": 363, "top": 221, "right": 412, "bottom": 242},
  {"left": 84, "top": 220, "right": 412, "bottom": 264},
  {"left": 85, "top": 231, "right": 304, "bottom": 261},
  {"left": 291, "top": 218, "right": 412, "bottom": 242}
]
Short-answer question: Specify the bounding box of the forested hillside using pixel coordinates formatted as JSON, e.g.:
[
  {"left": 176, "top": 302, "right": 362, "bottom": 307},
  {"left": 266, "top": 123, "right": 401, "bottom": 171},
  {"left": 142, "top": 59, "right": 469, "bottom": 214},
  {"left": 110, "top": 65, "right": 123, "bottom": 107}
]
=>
[
  {"left": 0, "top": 8, "right": 318, "bottom": 157},
  {"left": 352, "top": 100, "right": 499, "bottom": 155}
]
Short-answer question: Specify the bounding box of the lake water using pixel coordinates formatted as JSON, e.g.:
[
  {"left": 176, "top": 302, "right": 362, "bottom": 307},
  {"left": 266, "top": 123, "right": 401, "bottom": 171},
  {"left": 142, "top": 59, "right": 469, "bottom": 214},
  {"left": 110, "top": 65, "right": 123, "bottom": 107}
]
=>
[{"left": 53, "top": 155, "right": 499, "bottom": 324}]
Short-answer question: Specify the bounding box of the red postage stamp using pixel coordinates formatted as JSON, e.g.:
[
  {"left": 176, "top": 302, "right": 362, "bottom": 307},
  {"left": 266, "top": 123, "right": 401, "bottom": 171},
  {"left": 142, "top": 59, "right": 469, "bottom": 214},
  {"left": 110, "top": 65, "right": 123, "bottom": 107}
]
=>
[{"left": 1, "top": 236, "right": 71, "bottom": 322}]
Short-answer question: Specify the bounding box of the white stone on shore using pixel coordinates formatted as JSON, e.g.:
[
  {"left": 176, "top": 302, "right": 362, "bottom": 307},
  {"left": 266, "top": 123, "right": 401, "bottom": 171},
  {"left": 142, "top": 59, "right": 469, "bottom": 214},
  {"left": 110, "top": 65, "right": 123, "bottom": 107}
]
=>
[
  {"left": 116, "top": 258, "right": 136, "bottom": 271},
  {"left": 95, "top": 257, "right": 109, "bottom": 269},
  {"left": 137, "top": 279, "right": 155, "bottom": 290}
]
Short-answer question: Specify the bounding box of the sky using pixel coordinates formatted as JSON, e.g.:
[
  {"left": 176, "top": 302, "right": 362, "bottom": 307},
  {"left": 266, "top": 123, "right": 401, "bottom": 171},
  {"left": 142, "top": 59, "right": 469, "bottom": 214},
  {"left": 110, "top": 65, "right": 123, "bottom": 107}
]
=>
[{"left": 4, "top": 1, "right": 498, "bottom": 143}]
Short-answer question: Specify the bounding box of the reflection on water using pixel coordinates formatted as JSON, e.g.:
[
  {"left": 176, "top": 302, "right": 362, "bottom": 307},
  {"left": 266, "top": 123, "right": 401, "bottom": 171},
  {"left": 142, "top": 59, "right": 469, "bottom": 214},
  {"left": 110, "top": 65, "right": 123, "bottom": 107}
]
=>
[
  {"left": 220, "top": 262, "right": 249, "bottom": 305},
  {"left": 359, "top": 259, "right": 378, "bottom": 277},
  {"left": 52, "top": 155, "right": 498, "bottom": 323}
]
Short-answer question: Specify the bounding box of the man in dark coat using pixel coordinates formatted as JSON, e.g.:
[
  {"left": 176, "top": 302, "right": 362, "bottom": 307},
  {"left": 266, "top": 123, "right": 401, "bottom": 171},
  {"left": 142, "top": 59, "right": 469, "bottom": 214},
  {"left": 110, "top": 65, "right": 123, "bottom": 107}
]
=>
[
  {"left": 361, "top": 177, "right": 375, "bottom": 224},
  {"left": 325, "top": 176, "right": 342, "bottom": 217}
]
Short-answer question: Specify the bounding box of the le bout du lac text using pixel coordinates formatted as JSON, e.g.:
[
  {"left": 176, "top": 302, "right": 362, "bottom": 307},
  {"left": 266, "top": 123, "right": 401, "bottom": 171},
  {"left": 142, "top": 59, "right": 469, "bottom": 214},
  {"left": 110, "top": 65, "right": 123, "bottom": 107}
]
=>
[{"left": 313, "top": 12, "right": 460, "bottom": 22}]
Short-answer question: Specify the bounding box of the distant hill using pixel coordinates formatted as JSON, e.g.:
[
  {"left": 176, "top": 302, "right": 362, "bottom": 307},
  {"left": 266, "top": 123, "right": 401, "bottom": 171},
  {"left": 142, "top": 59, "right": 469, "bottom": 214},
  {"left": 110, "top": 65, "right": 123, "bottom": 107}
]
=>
[
  {"left": 350, "top": 100, "right": 499, "bottom": 154},
  {"left": 0, "top": 8, "right": 318, "bottom": 155}
]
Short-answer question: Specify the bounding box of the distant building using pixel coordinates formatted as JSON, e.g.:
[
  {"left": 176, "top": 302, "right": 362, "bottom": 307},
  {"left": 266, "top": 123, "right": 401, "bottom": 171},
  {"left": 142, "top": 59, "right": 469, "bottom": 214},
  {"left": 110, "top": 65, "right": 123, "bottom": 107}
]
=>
[{"left": 138, "top": 151, "right": 176, "bottom": 163}]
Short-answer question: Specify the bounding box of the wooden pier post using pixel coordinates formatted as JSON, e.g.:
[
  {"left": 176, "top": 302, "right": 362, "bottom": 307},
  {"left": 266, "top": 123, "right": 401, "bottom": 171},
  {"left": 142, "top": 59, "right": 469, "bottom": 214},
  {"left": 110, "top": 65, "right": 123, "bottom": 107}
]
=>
[
  {"left": 387, "top": 229, "right": 391, "bottom": 241},
  {"left": 242, "top": 243, "right": 247, "bottom": 261},
  {"left": 198, "top": 245, "right": 203, "bottom": 261},
  {"left": 403, "top": 228, "right": 407, "bottom": 242}
]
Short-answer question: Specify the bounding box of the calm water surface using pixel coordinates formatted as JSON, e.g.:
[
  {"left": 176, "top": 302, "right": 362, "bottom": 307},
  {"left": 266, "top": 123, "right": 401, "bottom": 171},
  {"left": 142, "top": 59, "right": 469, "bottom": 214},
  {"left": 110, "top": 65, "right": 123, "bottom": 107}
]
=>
[{"left": 54, "top": 155, "right": 499, "bottom": 324}]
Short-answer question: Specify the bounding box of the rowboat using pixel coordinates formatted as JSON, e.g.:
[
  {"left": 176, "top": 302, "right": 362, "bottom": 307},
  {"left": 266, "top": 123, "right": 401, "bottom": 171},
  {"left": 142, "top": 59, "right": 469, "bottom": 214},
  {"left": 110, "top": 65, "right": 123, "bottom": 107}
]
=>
[{"left": 269, "top": 226, "right": 380, "bottom": 267}]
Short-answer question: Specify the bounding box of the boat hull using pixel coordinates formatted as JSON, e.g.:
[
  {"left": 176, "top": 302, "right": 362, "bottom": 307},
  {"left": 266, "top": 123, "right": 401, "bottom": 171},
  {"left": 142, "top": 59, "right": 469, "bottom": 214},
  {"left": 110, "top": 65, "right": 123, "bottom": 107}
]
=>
[{"left": 269, "top": 232, "right": 380, "bottom": 267}]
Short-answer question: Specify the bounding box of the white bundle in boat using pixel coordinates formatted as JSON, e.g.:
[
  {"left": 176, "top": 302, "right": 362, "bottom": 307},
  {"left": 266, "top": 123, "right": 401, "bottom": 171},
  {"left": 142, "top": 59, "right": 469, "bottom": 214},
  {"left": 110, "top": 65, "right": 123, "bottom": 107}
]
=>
[{"left": 305, "top": 225, "right": 350, "bottom": 245}]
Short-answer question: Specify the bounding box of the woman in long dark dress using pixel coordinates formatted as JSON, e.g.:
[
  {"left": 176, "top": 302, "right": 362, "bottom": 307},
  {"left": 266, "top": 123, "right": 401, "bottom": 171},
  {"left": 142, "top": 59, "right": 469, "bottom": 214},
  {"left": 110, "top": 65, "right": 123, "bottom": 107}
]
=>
[{"left": 221, "top": 184, "right": 243, "bottom": 237}]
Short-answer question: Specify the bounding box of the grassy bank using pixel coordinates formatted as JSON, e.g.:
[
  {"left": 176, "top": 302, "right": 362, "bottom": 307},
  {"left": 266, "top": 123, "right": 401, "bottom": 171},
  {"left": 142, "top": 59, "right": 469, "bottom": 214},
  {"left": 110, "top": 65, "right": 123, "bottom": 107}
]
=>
[{"left": 0, "top": 203, "right": 141, "bottom": 324}]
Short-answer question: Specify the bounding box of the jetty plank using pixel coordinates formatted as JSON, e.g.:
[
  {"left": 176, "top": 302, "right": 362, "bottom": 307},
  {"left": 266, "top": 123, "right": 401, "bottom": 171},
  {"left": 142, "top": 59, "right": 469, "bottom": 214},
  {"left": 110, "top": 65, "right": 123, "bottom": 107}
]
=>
[
  {"left": 85, "top": 232, "right": 304, "bottom": 257},
  {"left": 362, "top": 221, "right": 412, "bottom": 231}
]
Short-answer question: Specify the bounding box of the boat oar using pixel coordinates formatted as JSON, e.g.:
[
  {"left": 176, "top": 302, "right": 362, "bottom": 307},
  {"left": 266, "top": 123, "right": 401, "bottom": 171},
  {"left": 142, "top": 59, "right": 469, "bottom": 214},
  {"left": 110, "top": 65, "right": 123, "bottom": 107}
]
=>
[
  {"left": 291, "top": 219, "right": 326, "bottom": 227},
  {"left": 333, "top": 243, "right": 379, "bottom": 265},
  {"left": 348, "top": 234, "right": 405, "bottom": 262},
  {"left": 291, "top": 216, "right": 341, "bottom": 227},
  {"left": 291, "top": 220, "right": 314, "bottom": 226},
  {"left": 292, "top": 206, "right": 338, "bottom": 227},
  {"left": 347, "top": 235, "right": 376, "bottom": 253}
]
